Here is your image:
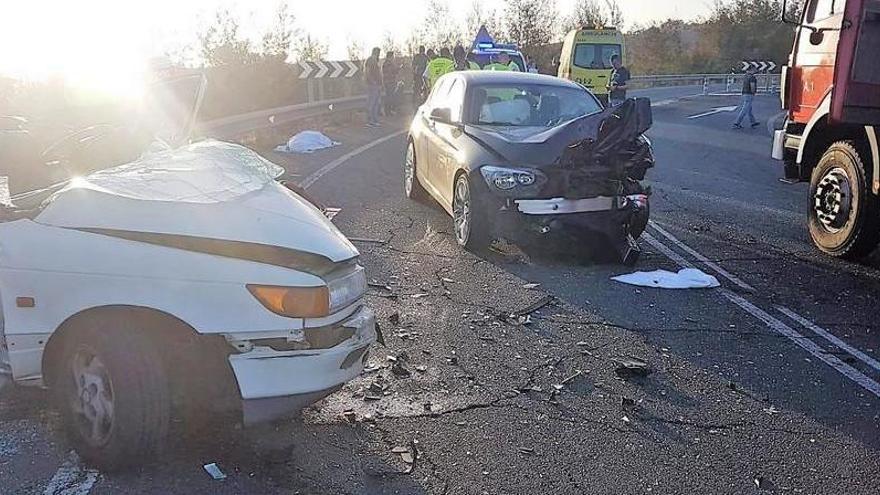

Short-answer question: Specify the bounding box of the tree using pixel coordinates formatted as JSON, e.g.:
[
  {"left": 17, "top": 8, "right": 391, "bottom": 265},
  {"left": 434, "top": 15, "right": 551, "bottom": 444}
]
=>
[
  {"left": 381, "top": 31, "right": 400, "bottom": 56},
  {"left": 419, "top": 0, "right": 462, "bottom": 50},
  {"left": 502, "top": 0, "right": 558, "bottom": 49},
  {"left": 464, "top": 0, "right": 501, "bottom": 41},
  {"left": 561, "top": 0, "right": 624, "bottom": 34},
  {"left": 198, "top": 9, "right": 255, "bottom": 66},
  {"left": 261, "top": 1, "right": 298, "bottom": 61},
  {"left": 295, "top": 34, "right": 328, "bottom": 62},
  {"left": 346, "top": 37, "right": 365, "bottom": 61}
]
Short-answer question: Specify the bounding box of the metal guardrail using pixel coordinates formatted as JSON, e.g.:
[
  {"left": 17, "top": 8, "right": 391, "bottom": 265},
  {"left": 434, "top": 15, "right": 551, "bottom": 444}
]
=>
[
  {"left": 201, "top": 72, "right": 783, "bottom": 139},
  {"left": 199, "top": 95, "right": 367, "bottom": 138},
  {"left": 632, "top": 73, "right": 782, "bottom": 94}
]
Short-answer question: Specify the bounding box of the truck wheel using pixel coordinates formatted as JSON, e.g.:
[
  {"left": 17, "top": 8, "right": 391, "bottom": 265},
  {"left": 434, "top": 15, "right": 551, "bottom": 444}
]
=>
[
  {"left": 404, "top": 140, "right": 429, "bottom": 202},
  {"left": 55, "top": 322, "right": 170, "bottom": 470},
  {"left": 808, "top": 141, "right": 880, "bottom": 259},
  {"left": 452, "top": 172, "right": 490, "bottom": 252}
]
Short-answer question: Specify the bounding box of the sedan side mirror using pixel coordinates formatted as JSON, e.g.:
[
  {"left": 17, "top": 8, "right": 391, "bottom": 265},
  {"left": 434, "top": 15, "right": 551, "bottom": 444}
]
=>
[{"left": 430, "top": 107, "right": 453, "bottom": 124}]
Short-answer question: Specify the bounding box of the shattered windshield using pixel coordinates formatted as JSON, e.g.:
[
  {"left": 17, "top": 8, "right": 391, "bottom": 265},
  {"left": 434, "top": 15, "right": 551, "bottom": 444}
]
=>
[
  {"left": 468, "top": 84, "right": 602, "bottom": 127},
  {"left": 55, "top": 140, "right": 284, "bottom": 204}
]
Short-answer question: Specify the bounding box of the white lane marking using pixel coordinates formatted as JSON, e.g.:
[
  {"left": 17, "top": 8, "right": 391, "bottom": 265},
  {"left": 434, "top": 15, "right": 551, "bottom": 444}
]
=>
[
  {"left": 686, "top": 105, "right": 739, "bottom": 119},
  {"left": 646, "top": 230, "right": 880, "bottom": 399},
  {"left": 777, "top": 306, "right": 880, "bottom": 374},
  {"left": 301, "top": 130, "right": 408, "bottom": 189},
  {"left": 642, "top": 232, "right": 693, "bottom": 268},
  {"left": 649, "top": 222, "right": 755, "bottom": 292},
  {"left": 43, "top": 451, "right": 99, "bottom": 495},
  {"left": 720, "top": 289, "right": 880, "bottom": 398}
]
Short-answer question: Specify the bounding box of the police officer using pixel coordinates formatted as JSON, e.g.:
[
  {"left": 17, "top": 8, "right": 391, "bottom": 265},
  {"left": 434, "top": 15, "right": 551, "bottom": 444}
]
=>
[
  {"left": 485, "top": 52, "right": 519, "bottom": 71},
  {"left": 423, "top": 47, "right": 455, "bottom": 90}
]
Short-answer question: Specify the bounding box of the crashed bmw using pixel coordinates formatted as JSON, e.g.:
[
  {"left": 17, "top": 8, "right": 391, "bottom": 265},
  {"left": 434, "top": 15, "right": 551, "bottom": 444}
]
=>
[
  {"left": 0, "top": 76, "right": 376, "bottom": 469},
  {"left": 404, "top": 71, "right": 654, "bottom": 263}
]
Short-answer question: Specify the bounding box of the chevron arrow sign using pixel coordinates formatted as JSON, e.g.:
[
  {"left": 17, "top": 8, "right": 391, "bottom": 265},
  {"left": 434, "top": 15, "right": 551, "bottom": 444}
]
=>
[
  {"left": 297, "top": 60, "right": 361, "bottom": 79},
  {"left": 739, "top": 60, "right": 778, "bottom": 73}
]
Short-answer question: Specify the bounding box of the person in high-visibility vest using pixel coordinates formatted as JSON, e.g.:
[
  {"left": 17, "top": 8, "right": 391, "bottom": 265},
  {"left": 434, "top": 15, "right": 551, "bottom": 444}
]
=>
[
  {"left": 484, "top": 52, "right": 520, "bottom": 72},
  {"left": 453, "top": 44, "right": 481, "bottom": 71},
  {"left": 423, "top": 47, "right": 455, "bottom": 89}
]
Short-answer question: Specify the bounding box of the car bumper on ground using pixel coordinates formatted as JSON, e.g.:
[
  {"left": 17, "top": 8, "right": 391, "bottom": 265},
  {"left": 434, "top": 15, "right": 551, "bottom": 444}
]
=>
[{"left": 228, "top": 305, "right": 377, "bottom": 425}]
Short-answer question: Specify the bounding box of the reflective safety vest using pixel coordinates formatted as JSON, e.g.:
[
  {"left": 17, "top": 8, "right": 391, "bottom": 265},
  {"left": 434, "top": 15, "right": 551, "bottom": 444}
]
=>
[
  {"left": 425, "top": 57, "right": 455, "bottom": 88},
  {"left": 484, "top": 62, "right": 519, "bottom": 72}
]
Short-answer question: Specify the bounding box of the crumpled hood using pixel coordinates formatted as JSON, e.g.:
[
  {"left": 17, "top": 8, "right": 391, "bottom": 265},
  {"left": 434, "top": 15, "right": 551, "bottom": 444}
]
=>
[
  {"left": 34, "top": 140, "right": 358, "bottom": 263},
  {"left": 464, "top": 98, "right": 652, "bottom": 167}
]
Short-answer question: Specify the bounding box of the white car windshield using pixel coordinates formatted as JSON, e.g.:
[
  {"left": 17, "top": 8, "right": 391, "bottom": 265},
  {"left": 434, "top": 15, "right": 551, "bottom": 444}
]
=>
[{"left": 468, "top": 84, "right": 602, "bottom": 127}]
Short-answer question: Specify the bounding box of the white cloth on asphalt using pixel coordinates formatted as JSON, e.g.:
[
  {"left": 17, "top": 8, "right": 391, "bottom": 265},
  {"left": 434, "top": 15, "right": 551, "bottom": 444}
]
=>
[
  {"left": 611, "top": 268, "right": 721, "bottom": 289},
  {"left": 0, "top": 176, "right": 11, "bottom": 207},
  {"left": 275, "top": 131, "right": 340, "bottom": 154}
]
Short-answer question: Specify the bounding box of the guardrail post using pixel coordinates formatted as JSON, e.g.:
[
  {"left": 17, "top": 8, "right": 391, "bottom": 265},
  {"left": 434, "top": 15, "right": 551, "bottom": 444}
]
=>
[
  {"left": 307, "top": 79, "right": 315, "bottom": 103},
  {"left": 703, "top": 76, "right": 709, "bottom": 95}
]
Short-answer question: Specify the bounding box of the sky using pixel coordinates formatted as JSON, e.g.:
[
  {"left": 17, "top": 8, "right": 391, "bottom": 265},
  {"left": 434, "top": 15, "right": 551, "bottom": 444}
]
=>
[{"left": 0, "top": 0, "right": 714, "bottom": 96}]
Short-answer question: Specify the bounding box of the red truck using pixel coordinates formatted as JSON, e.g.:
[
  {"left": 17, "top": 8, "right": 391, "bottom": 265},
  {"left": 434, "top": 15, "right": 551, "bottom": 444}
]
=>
[{"left": 773, "top": 0, "right": 880, "bottom": 258}]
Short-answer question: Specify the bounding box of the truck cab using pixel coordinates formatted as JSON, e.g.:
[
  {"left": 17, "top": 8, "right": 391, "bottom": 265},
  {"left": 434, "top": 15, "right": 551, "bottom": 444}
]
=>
[{"left": 773, "top": 0, "right": 880, "bottom": 258}]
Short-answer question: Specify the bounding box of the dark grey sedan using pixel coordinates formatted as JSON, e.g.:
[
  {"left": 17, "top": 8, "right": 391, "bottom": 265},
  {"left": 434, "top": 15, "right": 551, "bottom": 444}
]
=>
[{"left": 404, "top": 71, "right": 654, "bottom": 264}]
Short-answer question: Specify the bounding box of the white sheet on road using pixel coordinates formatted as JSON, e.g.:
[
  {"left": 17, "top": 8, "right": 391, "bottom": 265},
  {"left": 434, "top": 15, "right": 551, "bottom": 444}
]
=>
[
  {"left": 276, "top": 131, "right": 340, "bottom": 154},
  {"left": 0, "top": 176, "right": 11, "bottom": 207},
  {"left": 612, "top": 268, "right": 721, "bottom": 289}
]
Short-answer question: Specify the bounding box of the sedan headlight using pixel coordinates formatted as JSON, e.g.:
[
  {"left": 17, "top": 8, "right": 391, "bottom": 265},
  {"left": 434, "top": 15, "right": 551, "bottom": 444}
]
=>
[
  {"left": 248, "top": 266, "right": 366, "bottom": 318},
  {"left": 480, "top": 166, "right": 542, "bottom": 191}
]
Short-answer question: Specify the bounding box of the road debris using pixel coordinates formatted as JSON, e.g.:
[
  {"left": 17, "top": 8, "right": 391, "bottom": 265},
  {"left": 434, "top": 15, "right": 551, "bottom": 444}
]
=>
[
  {"left": 612, "top": 356, "right": 653, "bottom": 379},
  {"left": 611, "top": 268, "right": 721, "bottom": 289},
  {"left": 411, "top": 293, "right": 429, "bottom": 299},
  {"left": 388, "top": 312, "right": 400, "bottom": 325},
  {"left": 203, "top": 462, "right": 227, "bottom": 480},
  {"left": 522, "top": 283, "right": 541, "bottom": 290},
  {"left": 391, "top": 360, "right": 412, "bottom": 378}
]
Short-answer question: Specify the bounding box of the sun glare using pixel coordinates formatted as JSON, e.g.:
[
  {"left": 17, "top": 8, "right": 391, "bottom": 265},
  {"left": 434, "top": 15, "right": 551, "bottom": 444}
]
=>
[{"left": 1, "top": 1, "right": 156, "bottom": 101}]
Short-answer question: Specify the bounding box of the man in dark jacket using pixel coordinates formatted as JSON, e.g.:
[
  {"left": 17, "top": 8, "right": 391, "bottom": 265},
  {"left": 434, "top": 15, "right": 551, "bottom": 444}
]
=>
[
  {"left": 733, "top": 66, "right": 760, "bottom": 129},
  {"left": 382, "top": 51, "right": 400, "bottom": 116},
  {"left": 364, "top": 47, "right": 382, "bottom": 126},
  {"left": 412, "top": 46, "right": 429, "bottom": 104}
]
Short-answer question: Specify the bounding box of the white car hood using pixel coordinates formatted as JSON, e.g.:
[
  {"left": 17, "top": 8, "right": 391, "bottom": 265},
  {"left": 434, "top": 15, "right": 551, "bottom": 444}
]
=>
[{"left": 35, "top": 140, "right": 358, "bottom": 263}]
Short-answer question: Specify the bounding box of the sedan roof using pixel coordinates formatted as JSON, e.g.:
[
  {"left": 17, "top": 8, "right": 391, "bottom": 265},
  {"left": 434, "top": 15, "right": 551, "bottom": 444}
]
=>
[{"left": 449, "top": 71, "right": 584, "bottom": 90}]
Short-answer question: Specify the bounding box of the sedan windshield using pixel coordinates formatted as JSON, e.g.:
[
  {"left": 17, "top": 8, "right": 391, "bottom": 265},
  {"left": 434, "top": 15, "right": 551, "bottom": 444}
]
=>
[{"left": 468, "top": 84, "right": 602, "bottom": 127}]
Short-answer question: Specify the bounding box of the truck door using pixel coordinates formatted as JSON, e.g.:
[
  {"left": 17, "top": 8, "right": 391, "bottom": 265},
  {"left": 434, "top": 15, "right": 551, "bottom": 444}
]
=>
[
  {"left": 790, "top": 0, "right": 844, "bottom": 124},
  {"left": 830, "top": 0, "right": 880, "bottom": 124}
]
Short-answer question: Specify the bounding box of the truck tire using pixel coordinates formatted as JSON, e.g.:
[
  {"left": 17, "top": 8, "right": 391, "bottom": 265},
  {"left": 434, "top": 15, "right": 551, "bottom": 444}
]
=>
[
  {"left": 55, "top": 320, "right": 170, "bottom": 470},
  {"left": 808, "top": 141, "right": 880, "bottom": 259},
  {"left": 452, "top": 172, "right": 490, "bottom": 252}
]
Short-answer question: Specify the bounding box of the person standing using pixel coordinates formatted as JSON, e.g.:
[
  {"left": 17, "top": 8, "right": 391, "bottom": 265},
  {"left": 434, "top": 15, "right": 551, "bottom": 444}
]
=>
[
  {"left": 608, "top": 54, "right": 630, "bottom": 107},
  {"left": 485, "top": 52, "right": 519, "bottom": 71},
  {"left": 423, "top": 47, "right": 455, "bottom": 91},
  {"left": 382, "top": 50, "right": 400, "bottom": 116},
  {"left": 364, "top": 47, "right": 382, "bottom": 127},
  {"left": 733, "top": 67, "right": 760, "bottom": 129},
  {"left": 412, "top": 46, "right": 429, "bottom": 104},
  {"left": 453, "top": 44, "right": 479, "bottom": 71}
]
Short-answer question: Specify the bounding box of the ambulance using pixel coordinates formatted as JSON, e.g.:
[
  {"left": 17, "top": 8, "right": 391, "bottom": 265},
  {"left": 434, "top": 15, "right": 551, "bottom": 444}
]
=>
[{"left": 558, "top": 27, "right": 626, "bottom": 103}]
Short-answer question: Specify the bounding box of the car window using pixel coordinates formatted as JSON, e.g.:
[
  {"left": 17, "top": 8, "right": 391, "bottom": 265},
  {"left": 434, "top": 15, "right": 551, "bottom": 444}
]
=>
[
  {"left": 427, "top": 78, "right": 451, "bottom": 108},
  {"left": 447, "top": 80, "right": 465, "bottom": 122},
  {"left": 573, "top": 44, "right": 621, "bottom": 70},
  {"left": 468, "top": 83, "right": 602, "bottom": 127},
  {"left": 807, "top": 0, "right": 837, "bottom": 22}
]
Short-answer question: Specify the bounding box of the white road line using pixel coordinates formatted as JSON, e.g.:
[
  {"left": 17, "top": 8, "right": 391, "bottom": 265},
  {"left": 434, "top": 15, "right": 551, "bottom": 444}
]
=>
[
  {"left": 642, "top": 232, "right": 693, "bottom": 268},
  {"left": 720, "top": 289, "right": 880, "bottom": 398},
  {"left": 43, "top": 451, "right": 99, "bottom": 495},
  {"left": 301, "top": 130, "right": 408, "bottom": 189},
  {"left": 646, "top": 229, "right": 880, "bottom": 399},
  {"left": 777, "top": 306, "right": 880, "bottom": 374},
  {"left": 649, "top": 222, "right": 755, "bottom": 292}
]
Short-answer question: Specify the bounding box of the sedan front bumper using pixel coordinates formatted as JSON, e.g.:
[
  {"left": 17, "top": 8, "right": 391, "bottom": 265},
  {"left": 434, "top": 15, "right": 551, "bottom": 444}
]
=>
[{"left": 228, "top": 305, "right": 376, "bottom": 424}]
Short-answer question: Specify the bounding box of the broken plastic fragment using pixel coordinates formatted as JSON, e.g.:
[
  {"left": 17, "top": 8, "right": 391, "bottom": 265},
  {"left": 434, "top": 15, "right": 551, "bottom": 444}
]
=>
[{"left": 204, "top": 463, "right": 226, "bottom": 480}]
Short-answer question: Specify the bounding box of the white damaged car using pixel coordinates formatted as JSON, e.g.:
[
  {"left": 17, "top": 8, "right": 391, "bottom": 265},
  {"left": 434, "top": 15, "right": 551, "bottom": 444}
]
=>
[{"left": 0, "top": 77, "right": 376, "bottom": 469}]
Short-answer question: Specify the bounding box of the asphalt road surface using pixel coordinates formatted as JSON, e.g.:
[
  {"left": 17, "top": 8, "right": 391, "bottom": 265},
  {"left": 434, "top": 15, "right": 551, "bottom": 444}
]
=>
[{"left": 3, "top": 88, "right": 880, "bottom": 494}]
